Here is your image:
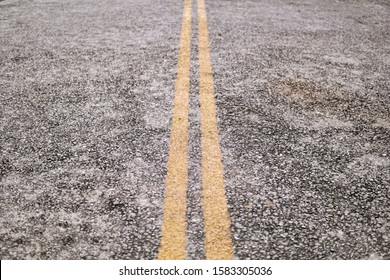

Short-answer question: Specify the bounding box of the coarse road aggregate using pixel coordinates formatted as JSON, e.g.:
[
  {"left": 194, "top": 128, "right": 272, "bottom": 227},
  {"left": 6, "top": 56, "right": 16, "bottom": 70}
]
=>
[{"left": 1, "top": 0, "right": 389, "bottom": 259}]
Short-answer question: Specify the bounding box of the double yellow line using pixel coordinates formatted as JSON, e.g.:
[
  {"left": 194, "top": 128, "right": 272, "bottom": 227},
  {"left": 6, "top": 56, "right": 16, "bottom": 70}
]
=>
[{"left": 158, "top": 0, "right": 233, "bottom": 260}]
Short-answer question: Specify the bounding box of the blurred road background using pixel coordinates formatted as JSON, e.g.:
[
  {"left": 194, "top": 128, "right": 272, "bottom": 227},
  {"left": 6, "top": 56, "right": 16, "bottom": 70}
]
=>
[{"left": 1, "top": 0, "right": 389, "bottom": 259}]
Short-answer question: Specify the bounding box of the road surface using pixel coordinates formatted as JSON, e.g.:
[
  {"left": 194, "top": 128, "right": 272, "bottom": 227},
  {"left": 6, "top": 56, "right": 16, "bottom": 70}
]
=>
[{"left": 1, "top": 0, "right": 389, "bottom": 259}]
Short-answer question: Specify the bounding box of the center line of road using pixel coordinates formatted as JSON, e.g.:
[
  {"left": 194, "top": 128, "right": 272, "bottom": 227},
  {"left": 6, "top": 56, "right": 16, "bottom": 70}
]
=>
[
  {"left": 158, "top": 0, "right": 192, "bottom": 260},
  {"left": 159, "top": 0, "right": 233, "bottom": 260},
  {"left": 198, "top": 0, "right": 233, "bottom": 260}
]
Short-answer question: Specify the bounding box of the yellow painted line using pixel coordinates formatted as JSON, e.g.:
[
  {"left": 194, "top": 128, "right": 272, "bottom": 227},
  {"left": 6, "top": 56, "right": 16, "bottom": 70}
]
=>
[
  {"left": 198, "top": 0, "right": 233, "bottom": 260},
  {"left": 158, "top": 0, "right": 192, "bottom": 260}
]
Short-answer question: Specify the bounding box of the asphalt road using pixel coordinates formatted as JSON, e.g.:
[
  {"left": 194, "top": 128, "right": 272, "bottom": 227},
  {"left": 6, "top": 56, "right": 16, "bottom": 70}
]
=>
[{"left": 1, "top": 0, "right": 389, "bottom": 260}]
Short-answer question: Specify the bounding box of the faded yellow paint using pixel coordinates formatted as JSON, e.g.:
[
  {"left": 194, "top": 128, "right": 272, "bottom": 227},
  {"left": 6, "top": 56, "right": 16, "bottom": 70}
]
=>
[
  {"left": 158, "top": 0, "right": 192, "bottom": 260},
  {"left": 198, "top": 0, "right": 233, "bottom": 260}
]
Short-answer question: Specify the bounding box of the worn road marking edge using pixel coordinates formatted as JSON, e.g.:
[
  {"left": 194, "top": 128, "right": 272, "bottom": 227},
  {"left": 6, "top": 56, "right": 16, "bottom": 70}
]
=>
[
  {"left": 158, "top": 0, "right": 192, "bottom": 260},
  {"left": 198, "top": 0, "right": 234, "bottom": 260}
]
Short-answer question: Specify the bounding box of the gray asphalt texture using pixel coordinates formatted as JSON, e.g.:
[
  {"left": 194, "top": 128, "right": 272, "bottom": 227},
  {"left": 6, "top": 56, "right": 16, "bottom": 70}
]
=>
[{"left": 1, "top": 0, "right": 389, "bottom": 260}]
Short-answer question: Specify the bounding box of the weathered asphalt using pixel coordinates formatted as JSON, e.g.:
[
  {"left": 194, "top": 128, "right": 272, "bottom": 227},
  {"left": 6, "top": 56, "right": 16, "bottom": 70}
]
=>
[
  {"left": 208, "top": 0, "right": 390, "bottom": 259},
  {"left": 1, "top": 0, "right": 181, "bottom": 259},
  {"left": 1, "top": 0, "right": 389, "bottom": 259}
]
